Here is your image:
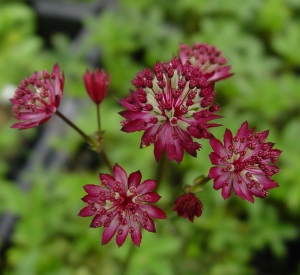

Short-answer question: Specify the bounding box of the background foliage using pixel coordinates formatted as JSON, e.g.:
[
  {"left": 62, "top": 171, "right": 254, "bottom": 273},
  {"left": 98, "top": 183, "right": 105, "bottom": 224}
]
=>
[{"left": 0, "top": 0, "right": 300, "bottom": 274}]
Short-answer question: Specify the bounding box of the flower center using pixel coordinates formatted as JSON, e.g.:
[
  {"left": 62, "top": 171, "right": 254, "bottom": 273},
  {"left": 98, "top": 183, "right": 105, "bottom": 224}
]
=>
[{"left": 170, "top": 116, "right": 178, "bottom": 126}]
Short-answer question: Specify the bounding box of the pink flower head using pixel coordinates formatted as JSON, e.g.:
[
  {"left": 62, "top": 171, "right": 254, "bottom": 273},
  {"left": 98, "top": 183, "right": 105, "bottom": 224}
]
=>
[
  {"left": 118, "top": 57, "right": 222, "bottom": 163},
  {"left": 78, "top": 163, "right": 167, "bottom": 247},
  {"left": 179, "top": 43, "right": 233, "bottom": 82},
  {"left": 208, "top": 121, "right": 282, "bottom": 203},
  {"left": 83, "top": 68, "right": 110, "bottom": 105},
  {"left": 173, "top": 192, "right": 203, "bottom": 222},
  {"left": 10, "top": 63, "right": 64, "bottom": 129}
]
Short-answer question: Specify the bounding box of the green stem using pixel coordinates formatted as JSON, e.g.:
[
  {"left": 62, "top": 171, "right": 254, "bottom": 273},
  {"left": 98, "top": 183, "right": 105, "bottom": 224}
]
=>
[
  {"left": 99, "top": 149, "right": 113, "bottom": 172},
  {"left": 56, "top": 109, "right": 113, "bottom": 172},
  {"left": 155, "top": 152, "right": 168, "bottom": 191},
  {"left": 121, "top": 242, "right": 135, "bottom": 275},
  {"left": 55, "top": 110, "right": 90, "bottom": 142},
  {"left": 96, "top": 104, "right": 101, "bottom": 133}
]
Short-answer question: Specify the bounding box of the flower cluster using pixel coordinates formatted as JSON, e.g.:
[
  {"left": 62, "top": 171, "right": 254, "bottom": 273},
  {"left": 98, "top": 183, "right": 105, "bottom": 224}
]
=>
[
  {"left": 119, "top": 57, "right": 222, "bottom": 163},
  {"left": 10, "top": 64, "right": 64, "bottom": 129},
  {"left": 179, "top": 42, "right": 233, "bottom": 82},
  {"left": 118, "top": 43, "right": 234, "bottom": 164},
  {"left": 208, "top": 122, "right": 281, "bottom": 202},
  {"left": 9, "top": 42, "right": 282, "bottom": 247},
  {"left": 79, "top": 163, "right": 166, "bottom": 247}
]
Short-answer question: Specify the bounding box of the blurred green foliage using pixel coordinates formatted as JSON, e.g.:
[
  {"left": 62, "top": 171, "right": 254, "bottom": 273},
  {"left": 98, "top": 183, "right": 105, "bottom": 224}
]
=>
[{"left": 1, "top": 0, "right": 300, "bottom": 274}]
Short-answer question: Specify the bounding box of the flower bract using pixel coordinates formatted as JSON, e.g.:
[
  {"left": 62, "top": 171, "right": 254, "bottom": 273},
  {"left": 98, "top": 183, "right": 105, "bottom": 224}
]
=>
[{"left": 79, "top": 163, "right": 166, "bottom": 247}]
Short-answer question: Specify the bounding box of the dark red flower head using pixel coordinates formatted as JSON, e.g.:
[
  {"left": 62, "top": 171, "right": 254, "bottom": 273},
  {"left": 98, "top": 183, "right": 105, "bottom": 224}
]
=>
[
  {"left": 173, "top": 192, "right": 203, "bottom": 222},
  {"left": 10, "top": 63, "right": 64, "bottom": 129},
  {"left": 83, "top": 68, "right": 110, "bottom": 105},
  {"left": 208, "top": 121, "right": 282, "bottom": 203},
  {"left": 79, "top": 163, "right": 166, "bottom": 247},
  {"left": 179, "top": 42, "right": 233, "bottom": 82},
  {"left": 118, "top": 57, "right": 222, "bottom": 163}
]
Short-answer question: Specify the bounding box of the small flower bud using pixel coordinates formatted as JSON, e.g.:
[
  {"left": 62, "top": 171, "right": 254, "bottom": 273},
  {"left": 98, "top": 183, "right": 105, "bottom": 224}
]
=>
[
  {"left": 173, "top": 192, "right": 203, "bottom": 222},
  {"left": 83, "top": 69, "right": 110, "bottom": 105}
]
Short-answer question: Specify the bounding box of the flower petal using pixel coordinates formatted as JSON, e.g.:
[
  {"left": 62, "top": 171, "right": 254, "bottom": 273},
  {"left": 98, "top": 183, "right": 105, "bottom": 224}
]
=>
[
  {"left": 82, "top": 194, "right": 98, "bottom": 203},
  {"left": 121, "top": 119, "right": 148, "bottom": 132},
  {"left": 90, "top": 214, "right": 105, "bottom": 227},
  {"left": 99, "top": 173, "right": 115, "bottom": 189},
  {"left": 136, "top": 179, "right": 157, "bottom": 194},
  {"left": 209, "top": 152, "right": 224, "bottom": 165},
  {"left": 116, "top": 223, "right": 129, "bottom": 248},
  {"left": 102, "top": 215, "right": 119, "bottom": 245},
  {"left": 129, "top": 221, "right": 142, "bottom": 247},
  {"left": 223, "top": 128, "right": 233, "bottom": 150},
  {"left": 139, "top": 192, "right": 161, "bottom": 203},
  {"left": 209, "top": 166, "right": 224, "bottom": 179},
  {"left": 113, "top": 163, "right": 128, "bottom": 192},
  {"left": 142, "top": 217, "right": 156, "bottom": 232},
  {"left": 212, "top": 171, "right": 231, "bottom": 190},
  {"left": 83, "top": 184, "right": 106, "bottom": 196},
  {"left": 78, "top": 206, "right": 95, "bottom": 217},
  {"left": 233, "top": 176, "right": 254, "bottom": 203},
  {"left": 210, "top": 137, "right": 226, "bottom": 156},
  {"left": 139, "top": 204, "right": 167, "bottom": 219},
  {"left": 128, "top": 170, "right": 142, "bottom": 189}
]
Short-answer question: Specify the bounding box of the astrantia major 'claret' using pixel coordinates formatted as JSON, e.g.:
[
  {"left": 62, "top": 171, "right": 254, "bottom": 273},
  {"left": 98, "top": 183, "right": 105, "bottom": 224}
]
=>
[{"left": 119, "top": 57, "right": 222, "bottom": 163}]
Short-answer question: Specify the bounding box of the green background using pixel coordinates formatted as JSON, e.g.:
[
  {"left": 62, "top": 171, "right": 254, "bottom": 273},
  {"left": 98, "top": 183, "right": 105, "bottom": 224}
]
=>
[{"left": 0, "top": 0, "right": 300, "bottom": 274}]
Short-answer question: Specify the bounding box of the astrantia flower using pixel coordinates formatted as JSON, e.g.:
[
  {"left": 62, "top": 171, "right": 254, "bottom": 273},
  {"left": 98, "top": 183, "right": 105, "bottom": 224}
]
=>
[
  {"left": 173, "top": 192, "right": 203, "bottom": 222},
  {"left": 83, "top": 68, "right": 110, "bottom": 105},
  {"left": 79, "top": 163, "right": 167, "bottom": 247},
  {"left": 179, "top": 42, "right": 233, "bottom": 82},
  {"left": 119, "top": 57, "right": 222, "bottom": 163},
  {"left": 208, "top": 121, "right": 282, "bottom": 203},
  {"left": 10, "top": 63, "right": 64, "bottom": 129}
]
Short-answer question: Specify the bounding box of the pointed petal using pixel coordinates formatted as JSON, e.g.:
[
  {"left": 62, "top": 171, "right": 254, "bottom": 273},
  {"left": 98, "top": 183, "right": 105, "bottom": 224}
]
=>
[
  {"left": 210, "top": 137, "right": 226, "bottom": 156},
  {"left": 136, "top": 179, "right": 157, "bottom": 194},
  {"left": 130, "top": 221, "right": 142, "bottom": 247},
  {"left": 255, "top": 175, "right": 279, "bottom": 189},
  {"left": 78, "top": 206, "right": 95, "bottom": 217},
  {"left": 90, "top": 214, "right": 105, "bottom": 227},
  {"left": 113, "top": 163, "right": 128, "bottom": 192},
  {"left": 232, "top": 176, "right": 254, "bottom": 202},
  {"left": 208, "top": 166, "right": 224, "bottom": 179},
  {"left": 223, "top": 128, "right": 233, "bottom": 150},
  {"left": 82, "top": 194, "right": 98, "bottom": 203},
  {"left": 83, "top": 184, "right": 106, "bottom": 196},
  {"left": 154, "top": 133, "right": 165, "bottom": 162},
  {"left": 208, "top": 66, "right": 233, "bottom": 82},
  {"left": 221, "top": 183, "right": 232, "bottom": 200},
  {"left": 209, "top": 152, "right": 224, "bottom": 165},
  {"left": 116, "top": 223, "right": 129, "bottom": 247},
  {"left": 99, "top": 173, "right": 115, "bottom": 189},
  {"left": 139, "top": 204, "right": 167, "bottom": 219},
  {"left": 117, "top": 97, "right": 136, "bottom": 110},
  {"left": 119, "top": 110, "right": 150, "bottom": 120},
  {"left": 212, "top": 172, "right": 232, "bottom": 197},
  {"left": 164, "top": 127, "right": 178, "bottom": 162},
  {"left": 128, "top": 170, "right": 142, "bottom": 189},
  {"left": 102, "top": 215, "right": 119, "bottom": 245},
  {"left": 143, "top": 217, "right": 156, "bottom": 232},
  {"left": 121, "top": 119, "right": 148, "bottom": 132},
  {"left": 139, "top": 192, "right": 161, "bottom": 203}
]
